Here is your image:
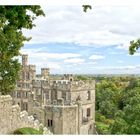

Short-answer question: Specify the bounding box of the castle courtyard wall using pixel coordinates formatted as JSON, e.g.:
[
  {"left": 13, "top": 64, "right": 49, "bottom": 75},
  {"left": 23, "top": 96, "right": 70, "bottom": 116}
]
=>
[{"left": 0, "top": 95, "right": 51, "bottom": 134}]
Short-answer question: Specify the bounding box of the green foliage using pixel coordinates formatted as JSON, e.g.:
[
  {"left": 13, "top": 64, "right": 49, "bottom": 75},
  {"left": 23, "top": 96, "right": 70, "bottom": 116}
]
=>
[
  {"left": 96, "top": 76, "right": 140, "bottom": 134},
  {"left": 95, "top": 111, "right": 106, "bottom": 122},
  {"left": 0, "top": 6, "right": 45, "bottom": 95},
  {"left": 129, "top": 39, "right": 140, "bottom": 55},
  {"left": 75, "top": 75, "right": 90, "bottom": 81},
  {"left": 95, "top": 111, "right": 113, "bottom": 134},
  {"left": 109, "top": 118, "right": 128, "bottom": 134},
  {"left": 13, "top": 127, "right": 43, "bottom": 135},
  {"left": 96, "top": 80, "right": 123, "bottom": 118},
  {"left": 96, "top": 122, "right": 110, "bottom": 134},
  {"left": 111, "top": 84, "right": 140, "bottom": 134},
  {"left": 82, "top": 5, "right": 92, "bottom": 12}
]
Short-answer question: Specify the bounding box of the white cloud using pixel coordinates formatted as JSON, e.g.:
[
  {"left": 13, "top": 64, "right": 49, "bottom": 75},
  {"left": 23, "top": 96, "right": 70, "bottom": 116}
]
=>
[
  {"left": 116, "top": 42, "right": 130, "bottom": 50},
  {"left": 20, "top": 48, "right": 83, "bottom": 73},
  {"left": 17, "top": 3, "right": 140, "bottom": 74},
  {"left": 47, "top": 62, "right": 61, "bottom": 70},
  {"left": 64, "top": 58, "right": 85, "bottom": 64},
  {"left": 91, "top": 65, "right": 136, "bottom": 70},
  {"left": 93, "top": 0, "right": 140, "bottom": 6},
  {"left": 89, "top": 55, "right": 105, "bottom": 60},
  {"left": 40, "top": 52, "right": 81, "bottom": 59},
  {"left": 23, "top": 4, "right": 140, "bottom": 50},
  {"left": 21, "top": 48, "right": 81, "bottom": 59},
  {"left": 5, "top": 0, "right": 140, "bottom": 6},
  {"left": 88, "top": 61, "right": 97, "bottom": 65},
  {"left": 41, "top": 0, "right": 140, "bottom": 6},
  {"left": 87, "top": 65, "right": 140, "bottom": 74}
]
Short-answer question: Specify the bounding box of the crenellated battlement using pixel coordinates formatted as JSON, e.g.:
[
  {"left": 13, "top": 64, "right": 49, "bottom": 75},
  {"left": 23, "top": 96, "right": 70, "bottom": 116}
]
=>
[
  {"left": 32, "top": 80, "right": 50, "bottom": 89},
  {"left": 50, "top": 80, "right": 95, "bottom": 91},
  {"left": 70, "top": 80, "right": 95, "bottom": 91},
  {"left": 32, "top": 79, "right": 95, "bottom": 91},
  {"left": 51, "top": 80, "right": 71, "bottom": 90}
]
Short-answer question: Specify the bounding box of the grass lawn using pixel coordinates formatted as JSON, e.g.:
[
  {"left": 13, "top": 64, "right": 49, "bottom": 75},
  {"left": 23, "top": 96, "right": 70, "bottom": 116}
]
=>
[{"left": 13, "top": 127, "right": 43, "bottom": 135}]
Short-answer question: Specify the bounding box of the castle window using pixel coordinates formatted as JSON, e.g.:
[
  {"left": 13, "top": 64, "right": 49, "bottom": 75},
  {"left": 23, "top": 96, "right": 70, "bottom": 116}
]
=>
[
  {"left": 24, "top": 102, "right": 28, "bottom": 111},
  {"left": 22, "top": 72, "right": 26, "bottom": 80},
  {"left": 89, "top": 124, "right": 92, "bottom": 129},
  {"left": 26, "top": 83, "right": 30, "bottom": 89},
  {"left": 17, "top": 92, "right": 21, "bottom": 98},
  {"left": 54, "top": 90, "right": 57, "bottom": 100},
  {"left": 26, "top": 73, "right": 30, "bottom": 80},
  {"left": 25, "top": 92, "right": 28, "bottom": 98},
  {"left": 47, "top": 120, "right": 49, "bottom": 127},
  {"left": 87, "top": 91, "right": 91, "bottom": 100},
  {"left": 51, "top": 120, "right": 53, "bottom": 126},
  {"left": 70, "top": 78, "right": 73, "bottom": 82},
  {"left": 46, "top": 93, "right": 49, "bottom": 99},
  {"left": 33, "top": 113, "right": 37, "bottom": 120},
  {"left": 87, "top": 108, "right": 91, "bottom": 117},
  {"left": 62, "top": 91, "right": 66, "bottom": 100},
  {"left": 48, "top": 119, "right": 53, "bottom": 127}
]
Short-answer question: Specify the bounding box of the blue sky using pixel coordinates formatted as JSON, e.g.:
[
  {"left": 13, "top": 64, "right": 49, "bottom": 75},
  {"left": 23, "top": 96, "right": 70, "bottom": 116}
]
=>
[{"left": 21, "top": 1, "right": 140, "bottom": 74}]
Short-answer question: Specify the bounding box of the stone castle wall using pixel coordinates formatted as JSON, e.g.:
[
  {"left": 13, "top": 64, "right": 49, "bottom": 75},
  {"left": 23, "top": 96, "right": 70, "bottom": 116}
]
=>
[
  {"left": 50, "top": 80, "right": 95, "bottom": 91},
  {"left": 0, "top": 95, "right": 52, "bottom": 135},
  {"left": 44, "top": 105, "right": 78, "bottom": 134}
]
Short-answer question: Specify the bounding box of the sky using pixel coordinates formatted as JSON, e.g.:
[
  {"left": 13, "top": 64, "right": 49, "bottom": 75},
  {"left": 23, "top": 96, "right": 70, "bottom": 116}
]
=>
[{"left": 20, "top": 0, "right": 140, "bottom": 74}]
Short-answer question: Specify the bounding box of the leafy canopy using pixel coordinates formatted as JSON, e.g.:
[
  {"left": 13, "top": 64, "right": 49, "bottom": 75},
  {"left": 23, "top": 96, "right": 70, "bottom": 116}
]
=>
[
  {"left": 82, "top": 5, "right": 92, "bottom": 12},
  {"left": 129, "top": 39, "right": 140, "bottom": 55},
  {"left": 0, "top": 6, "right": 45, "bottom": 95}
]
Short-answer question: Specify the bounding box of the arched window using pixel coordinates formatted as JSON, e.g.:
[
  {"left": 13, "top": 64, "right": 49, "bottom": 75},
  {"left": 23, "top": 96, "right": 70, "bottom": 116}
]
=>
[{"left": 70, "top": 78, "right": 73, "bottom": 82}]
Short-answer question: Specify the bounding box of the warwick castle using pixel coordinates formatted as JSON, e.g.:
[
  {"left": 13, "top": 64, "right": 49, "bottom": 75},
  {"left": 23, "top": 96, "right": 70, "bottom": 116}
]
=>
[{"left": 0, "top": 54, "right": 96, "bottom": 135}]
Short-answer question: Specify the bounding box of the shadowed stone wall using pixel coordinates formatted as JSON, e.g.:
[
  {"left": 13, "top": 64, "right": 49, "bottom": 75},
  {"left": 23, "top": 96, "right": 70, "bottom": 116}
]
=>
[{"left": 0, "top": 95, "right": 52, "bottom": 134}]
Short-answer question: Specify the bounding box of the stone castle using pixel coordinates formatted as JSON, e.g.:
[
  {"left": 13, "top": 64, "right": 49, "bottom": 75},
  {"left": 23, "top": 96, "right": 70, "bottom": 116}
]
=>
[{"left": 10, "top": 54, "right": 96, "bottom": 134}]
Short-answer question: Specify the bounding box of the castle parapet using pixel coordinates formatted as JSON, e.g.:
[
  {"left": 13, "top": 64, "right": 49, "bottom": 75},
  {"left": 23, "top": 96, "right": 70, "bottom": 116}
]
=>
[
  {"left": 51, "top": 80, "right": 71, "bottom": 90},
  {"left": 70, "top": 80, "right": 95, "bottom": 91},
  {"left": 32, "top": 80, "right": 50, "bottom": 89},
  {"left": 51, "top": 80, "right": 95, "bottom": 91}
]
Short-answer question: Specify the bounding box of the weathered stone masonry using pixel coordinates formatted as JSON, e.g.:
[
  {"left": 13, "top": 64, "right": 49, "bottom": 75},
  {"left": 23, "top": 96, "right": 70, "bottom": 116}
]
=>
[{"left": 0, "top": 95, "right": 52, "bottom": 134}]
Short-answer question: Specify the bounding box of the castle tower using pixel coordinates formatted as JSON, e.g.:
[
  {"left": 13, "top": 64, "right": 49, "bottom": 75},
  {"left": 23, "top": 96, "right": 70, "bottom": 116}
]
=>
[
  {"left": 22, "top": 54, "right": 28, "bottom": 66},
  {"left": 63, "top": 74, "right": 74, "bottom": 81},
  {"left": 41, "top": 68, "right": 50, "bottom": 79}
]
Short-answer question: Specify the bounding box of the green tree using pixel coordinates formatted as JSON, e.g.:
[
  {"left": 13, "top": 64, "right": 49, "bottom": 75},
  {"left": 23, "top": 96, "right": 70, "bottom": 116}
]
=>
[
  {"left": 129, "top": 39, "right": 140, "bottom": 55},
  {"left": 0, "top": 6, "right": 45, "bottom": 95},
  {"left": 110, "top": 79, "right": 140, "bottom": 134},
  {"left": 96, "top": 79, "right": 123, "bottom": 118}
]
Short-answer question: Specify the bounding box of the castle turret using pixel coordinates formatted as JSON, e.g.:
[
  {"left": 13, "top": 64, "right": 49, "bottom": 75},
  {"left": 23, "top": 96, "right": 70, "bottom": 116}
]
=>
[
  {"left": 41, "top": 68, "right": 50, "bottom": 79},
  {"left": 22, "top": 54, "right": 28, "bottom": 66}
]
